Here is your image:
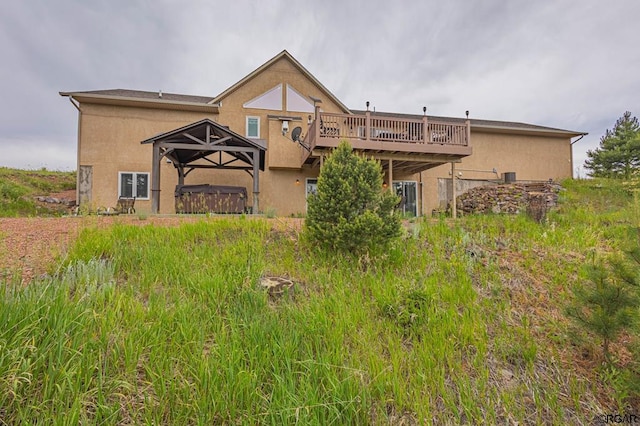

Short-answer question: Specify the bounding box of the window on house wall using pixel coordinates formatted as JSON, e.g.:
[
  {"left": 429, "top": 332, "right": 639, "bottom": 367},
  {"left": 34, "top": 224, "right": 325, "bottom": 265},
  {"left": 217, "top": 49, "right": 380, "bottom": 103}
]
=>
[
  {"left": 119, "top": 172, "right": 149, "bottom": 199},
  {"left": 246, "top": 116, "right": 260, "bottom": 138},
  {"left": 305, "top": 178, "right": 318, "bottom": 212},
  {"left": 306, "top": 179, "right": 318, "bottom": 197}
]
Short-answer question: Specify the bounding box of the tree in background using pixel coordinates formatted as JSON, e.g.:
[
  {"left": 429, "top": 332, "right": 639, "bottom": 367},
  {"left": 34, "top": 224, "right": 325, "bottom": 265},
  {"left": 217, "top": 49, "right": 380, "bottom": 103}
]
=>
[
  {"left": 305, "top": 141, "right": 401, "bottom": 253},
  {"left": 585, "top": 111, "right": 640, "bottom": 179}
]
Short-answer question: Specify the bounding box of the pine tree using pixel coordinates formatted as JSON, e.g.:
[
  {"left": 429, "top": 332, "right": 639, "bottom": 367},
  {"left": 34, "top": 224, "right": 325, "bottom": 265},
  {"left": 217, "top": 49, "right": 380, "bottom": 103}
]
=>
[
  {"left": 566, "top": 249, "right": 640, "bottom": 361},
  {"left": 305, "top": 141, "right": 401, "bottom": 253},
  {"left": 585, "top": 111, "right": 640, "bottom": 179}
]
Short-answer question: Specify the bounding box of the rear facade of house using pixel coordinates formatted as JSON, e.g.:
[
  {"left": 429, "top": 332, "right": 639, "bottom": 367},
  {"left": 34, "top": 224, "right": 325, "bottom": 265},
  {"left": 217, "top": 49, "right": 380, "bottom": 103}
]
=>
[{"left": 61, "top": 50, "right": 584, "bottom": 216}]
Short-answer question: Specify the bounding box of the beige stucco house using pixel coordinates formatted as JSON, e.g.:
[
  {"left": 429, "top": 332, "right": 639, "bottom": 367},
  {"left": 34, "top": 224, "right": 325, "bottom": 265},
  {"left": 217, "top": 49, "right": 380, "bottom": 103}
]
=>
[{"left": 61, "top": 50, "right": 585, "bottom": 216}]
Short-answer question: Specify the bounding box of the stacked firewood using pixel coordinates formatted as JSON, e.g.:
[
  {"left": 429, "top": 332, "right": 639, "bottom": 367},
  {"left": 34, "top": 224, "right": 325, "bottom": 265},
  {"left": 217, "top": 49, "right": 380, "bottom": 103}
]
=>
[{"left": 456, "top": 182, "right": 561, "bottom": 216}]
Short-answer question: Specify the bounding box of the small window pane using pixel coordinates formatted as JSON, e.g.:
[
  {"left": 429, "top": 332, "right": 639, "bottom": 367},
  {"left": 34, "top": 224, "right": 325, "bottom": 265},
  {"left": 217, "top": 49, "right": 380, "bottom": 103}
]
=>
[
  {"left": 247, "top": 117, "right": 259, "bottom": 138},
  {"left": 136, "top": 174, "right": 148, "bottom": 198},
  {"left": 120, "top": 173, "right": 133, "bottom": 198},
  {"left": 306, "top": 179, "right": 318, "bottom": 197}
]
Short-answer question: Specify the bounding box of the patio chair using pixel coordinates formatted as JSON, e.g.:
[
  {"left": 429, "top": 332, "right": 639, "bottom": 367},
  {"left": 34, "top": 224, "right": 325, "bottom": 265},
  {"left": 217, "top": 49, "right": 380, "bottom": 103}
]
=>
[
  {"left": 116, "top": 196, "right": 136, "bottom": 214},
  {"left": 97, "top": 196, "right": 136, "bottom": 215}
]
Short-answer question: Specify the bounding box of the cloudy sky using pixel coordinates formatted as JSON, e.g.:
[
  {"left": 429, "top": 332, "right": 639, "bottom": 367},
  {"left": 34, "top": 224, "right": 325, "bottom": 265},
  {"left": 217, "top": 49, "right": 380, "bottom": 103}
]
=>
[{"left": 1, "top": 0, "right": 639, "bottom": 176}]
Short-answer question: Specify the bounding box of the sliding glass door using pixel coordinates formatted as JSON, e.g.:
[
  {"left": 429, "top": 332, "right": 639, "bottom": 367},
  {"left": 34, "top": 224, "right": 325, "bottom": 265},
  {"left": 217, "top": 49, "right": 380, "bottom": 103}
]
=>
[{"left": 392, "top": 181, "right": 417, "bottom": 216}]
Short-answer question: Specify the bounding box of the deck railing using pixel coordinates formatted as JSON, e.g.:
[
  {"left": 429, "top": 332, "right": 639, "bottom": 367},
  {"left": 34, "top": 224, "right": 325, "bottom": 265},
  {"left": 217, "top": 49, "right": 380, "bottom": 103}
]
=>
[{"left": 304, "top": 110, "right": 470, "bottom": 153}]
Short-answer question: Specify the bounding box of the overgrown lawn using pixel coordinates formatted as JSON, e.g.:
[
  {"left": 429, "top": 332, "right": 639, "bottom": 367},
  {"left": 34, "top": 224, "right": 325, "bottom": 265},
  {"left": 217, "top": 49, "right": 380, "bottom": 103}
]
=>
[{"left": 0, "top": 178, "right": 637, "bottom": 423}]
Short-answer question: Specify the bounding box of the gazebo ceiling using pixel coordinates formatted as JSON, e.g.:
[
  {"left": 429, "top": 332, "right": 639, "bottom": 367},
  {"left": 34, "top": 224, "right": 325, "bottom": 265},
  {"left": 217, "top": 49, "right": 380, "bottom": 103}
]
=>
[{"left": 141, "top": 118, "right": 266, "bottom": 171}]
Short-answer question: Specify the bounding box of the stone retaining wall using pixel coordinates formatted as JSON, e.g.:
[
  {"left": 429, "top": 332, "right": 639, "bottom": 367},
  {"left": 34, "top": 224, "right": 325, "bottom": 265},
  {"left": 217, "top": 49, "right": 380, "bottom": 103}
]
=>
[{"left": 456, "top": 182, "right": 561, "bottom": 215}]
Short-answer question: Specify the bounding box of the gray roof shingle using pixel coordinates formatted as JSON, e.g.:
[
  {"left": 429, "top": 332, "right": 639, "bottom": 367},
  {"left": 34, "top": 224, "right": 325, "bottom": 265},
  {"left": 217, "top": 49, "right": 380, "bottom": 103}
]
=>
[{"left": 66, "top": 89, "right": 214, "bottom": 104}]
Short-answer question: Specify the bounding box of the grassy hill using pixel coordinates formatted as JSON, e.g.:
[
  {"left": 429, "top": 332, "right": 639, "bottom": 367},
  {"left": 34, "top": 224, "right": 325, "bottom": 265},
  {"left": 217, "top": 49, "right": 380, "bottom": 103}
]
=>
[
  {"left": 0, "top": 175, "right": 638, "bottom": 423},
  {"left": 0, "top": 167, "right": 76, "bottom": 216}
]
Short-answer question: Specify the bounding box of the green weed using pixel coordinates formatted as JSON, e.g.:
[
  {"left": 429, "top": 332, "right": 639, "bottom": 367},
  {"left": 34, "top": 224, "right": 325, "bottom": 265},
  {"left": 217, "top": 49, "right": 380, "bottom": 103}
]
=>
[{"left": 1, "top": 179, "right": 638, "bottom": 422}]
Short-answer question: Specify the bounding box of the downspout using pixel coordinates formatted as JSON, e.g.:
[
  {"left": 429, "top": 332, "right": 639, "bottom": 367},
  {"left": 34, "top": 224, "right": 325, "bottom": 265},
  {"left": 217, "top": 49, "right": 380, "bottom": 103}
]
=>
[
  {"left": 570, "top": 134, "right": 586, "bottom": 178},
  {"left": 68, "top": 96, "right": 81, "bottom": 112}
]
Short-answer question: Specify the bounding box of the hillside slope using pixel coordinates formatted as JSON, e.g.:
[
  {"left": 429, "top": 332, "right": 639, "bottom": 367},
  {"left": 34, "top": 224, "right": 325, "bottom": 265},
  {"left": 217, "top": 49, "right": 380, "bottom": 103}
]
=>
[
  {"left": 0, "top": 177, "right": 637, "bottom": 423},
  {"left": 0, "top": 167, "right": 75, "bottom": 216}
]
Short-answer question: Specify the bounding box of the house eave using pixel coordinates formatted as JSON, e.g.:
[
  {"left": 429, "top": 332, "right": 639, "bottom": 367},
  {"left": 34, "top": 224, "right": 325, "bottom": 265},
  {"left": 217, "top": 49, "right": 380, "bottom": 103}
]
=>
[
  {"left": 471, "top": 124, "right": 586, "bottom": 138},
  {"left": 60, "top": 92, "right": 219, "bottom": 113}
]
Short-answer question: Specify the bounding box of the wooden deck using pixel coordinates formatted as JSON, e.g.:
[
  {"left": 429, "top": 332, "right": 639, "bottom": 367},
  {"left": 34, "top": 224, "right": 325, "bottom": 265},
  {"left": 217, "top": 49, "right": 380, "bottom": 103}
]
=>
[{"left": 301, "top": 110, "right": 472, "bottom": 173}]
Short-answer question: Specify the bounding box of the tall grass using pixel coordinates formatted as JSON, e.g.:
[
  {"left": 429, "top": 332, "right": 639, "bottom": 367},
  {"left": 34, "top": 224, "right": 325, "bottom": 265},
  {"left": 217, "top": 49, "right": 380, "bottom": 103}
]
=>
[{"left": 0, "top": 179, "right": 637, "bottom": 423}]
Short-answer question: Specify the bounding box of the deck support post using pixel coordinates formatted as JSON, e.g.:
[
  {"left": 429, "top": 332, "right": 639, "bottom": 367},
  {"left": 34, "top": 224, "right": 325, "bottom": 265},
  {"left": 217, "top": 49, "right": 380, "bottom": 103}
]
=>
[
  {"left": 451, "top": 162, "right": 457, "bottom": 219},
  {"left": 388, "top": 159, "right": 393, "bottom": 191}
]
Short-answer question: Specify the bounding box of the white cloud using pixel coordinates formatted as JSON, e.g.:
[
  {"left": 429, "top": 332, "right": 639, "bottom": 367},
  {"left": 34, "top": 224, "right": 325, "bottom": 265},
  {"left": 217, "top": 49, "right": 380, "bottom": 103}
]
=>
[
  {"left": 0, "top": 137, "right": 76, "bottom": 171},
  {"left": 0, "top": 0, "right": 638, "bottom": 176}
]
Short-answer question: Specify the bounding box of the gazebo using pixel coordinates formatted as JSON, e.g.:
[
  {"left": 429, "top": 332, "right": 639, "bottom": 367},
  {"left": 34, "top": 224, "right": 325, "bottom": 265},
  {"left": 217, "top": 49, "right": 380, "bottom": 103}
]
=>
[{"left": 141, "top": 118, "right": 266, "bottom": 214}]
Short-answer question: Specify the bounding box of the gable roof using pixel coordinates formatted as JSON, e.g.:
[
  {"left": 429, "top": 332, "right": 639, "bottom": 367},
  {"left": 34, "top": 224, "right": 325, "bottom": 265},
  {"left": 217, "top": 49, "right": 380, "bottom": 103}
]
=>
[{"left": 211, "top": 50, "right": 351, "bottom": 114}]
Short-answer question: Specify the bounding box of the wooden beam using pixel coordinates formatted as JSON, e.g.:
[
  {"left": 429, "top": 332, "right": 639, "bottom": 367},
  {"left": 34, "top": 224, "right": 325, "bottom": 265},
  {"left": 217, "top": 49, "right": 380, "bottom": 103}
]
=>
[
  {"left": 219, "top": 157, "right": 245, "bottom": 167},
  {"left": 374, "top": 153, "right": 462, "bottom": 164},
  {"left": 160, "top": 148, "right": 175, "bottom": 158},
  {"left": 209, "top": 136, "right": 232, "bottom": 146},
  {"left": 314, "top": 138, "right": 472, "bottom": 156},
  {"left": 252, "top": 149, "right": 260, "bottom": 214},
  {"left": 185, "top": 164, "right": 252, "bottom": 170},
  {"left": 157, "top": 142, "right": 259, "bottom": 153},
  {"left": 182, "top": 132, "right": 206, "bottom": 145},
  {"left": 151, "top": 143, "right": 161, "bottom": 214}
]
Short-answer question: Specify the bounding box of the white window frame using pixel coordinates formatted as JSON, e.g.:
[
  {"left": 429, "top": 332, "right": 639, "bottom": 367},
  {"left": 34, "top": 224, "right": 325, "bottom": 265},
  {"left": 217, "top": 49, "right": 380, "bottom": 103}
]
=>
[
  {"left": 246, "top": 116, "right": 260, "bottom": 138},
  {"left": 305, "top": 178, "right": 318, "bottom": 198},
  {"left": 118, "top": 172, "right": 150, "bottom": 200}
]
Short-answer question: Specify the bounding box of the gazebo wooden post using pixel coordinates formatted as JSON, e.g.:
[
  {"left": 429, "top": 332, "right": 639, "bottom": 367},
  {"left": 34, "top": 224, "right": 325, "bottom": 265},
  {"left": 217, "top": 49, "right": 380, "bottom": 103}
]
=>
[
  {"left": 177, "top": 165, "right": 185, "bottom": 186},
  {"left": 252, "top": 149, "right": 260, "bottom": 214},
  {"left": 151, "top": 142, "right": 161, "bottom": 214}
]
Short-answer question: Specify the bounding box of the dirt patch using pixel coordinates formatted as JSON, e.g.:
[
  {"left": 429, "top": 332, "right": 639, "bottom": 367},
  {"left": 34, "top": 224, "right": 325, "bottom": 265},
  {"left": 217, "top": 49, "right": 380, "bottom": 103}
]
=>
[{"left": 0, "top": 216, "right": 303, "bottom": 285}]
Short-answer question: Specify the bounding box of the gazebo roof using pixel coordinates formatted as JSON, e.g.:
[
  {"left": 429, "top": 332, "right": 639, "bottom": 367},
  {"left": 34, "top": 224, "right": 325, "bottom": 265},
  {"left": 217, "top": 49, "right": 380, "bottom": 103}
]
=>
[{"left": 141, "top": 118, "right": 266, "bottom": 170}]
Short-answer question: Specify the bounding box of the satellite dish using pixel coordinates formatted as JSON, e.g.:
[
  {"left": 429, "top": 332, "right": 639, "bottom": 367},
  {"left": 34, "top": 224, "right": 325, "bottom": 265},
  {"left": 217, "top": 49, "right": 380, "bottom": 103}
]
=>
[
  {"left": 291, "top": 126, "right": 302, "bottom": 142},
  {"left": 289, "top": 126, "right": 310, "bottom": 152}
]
